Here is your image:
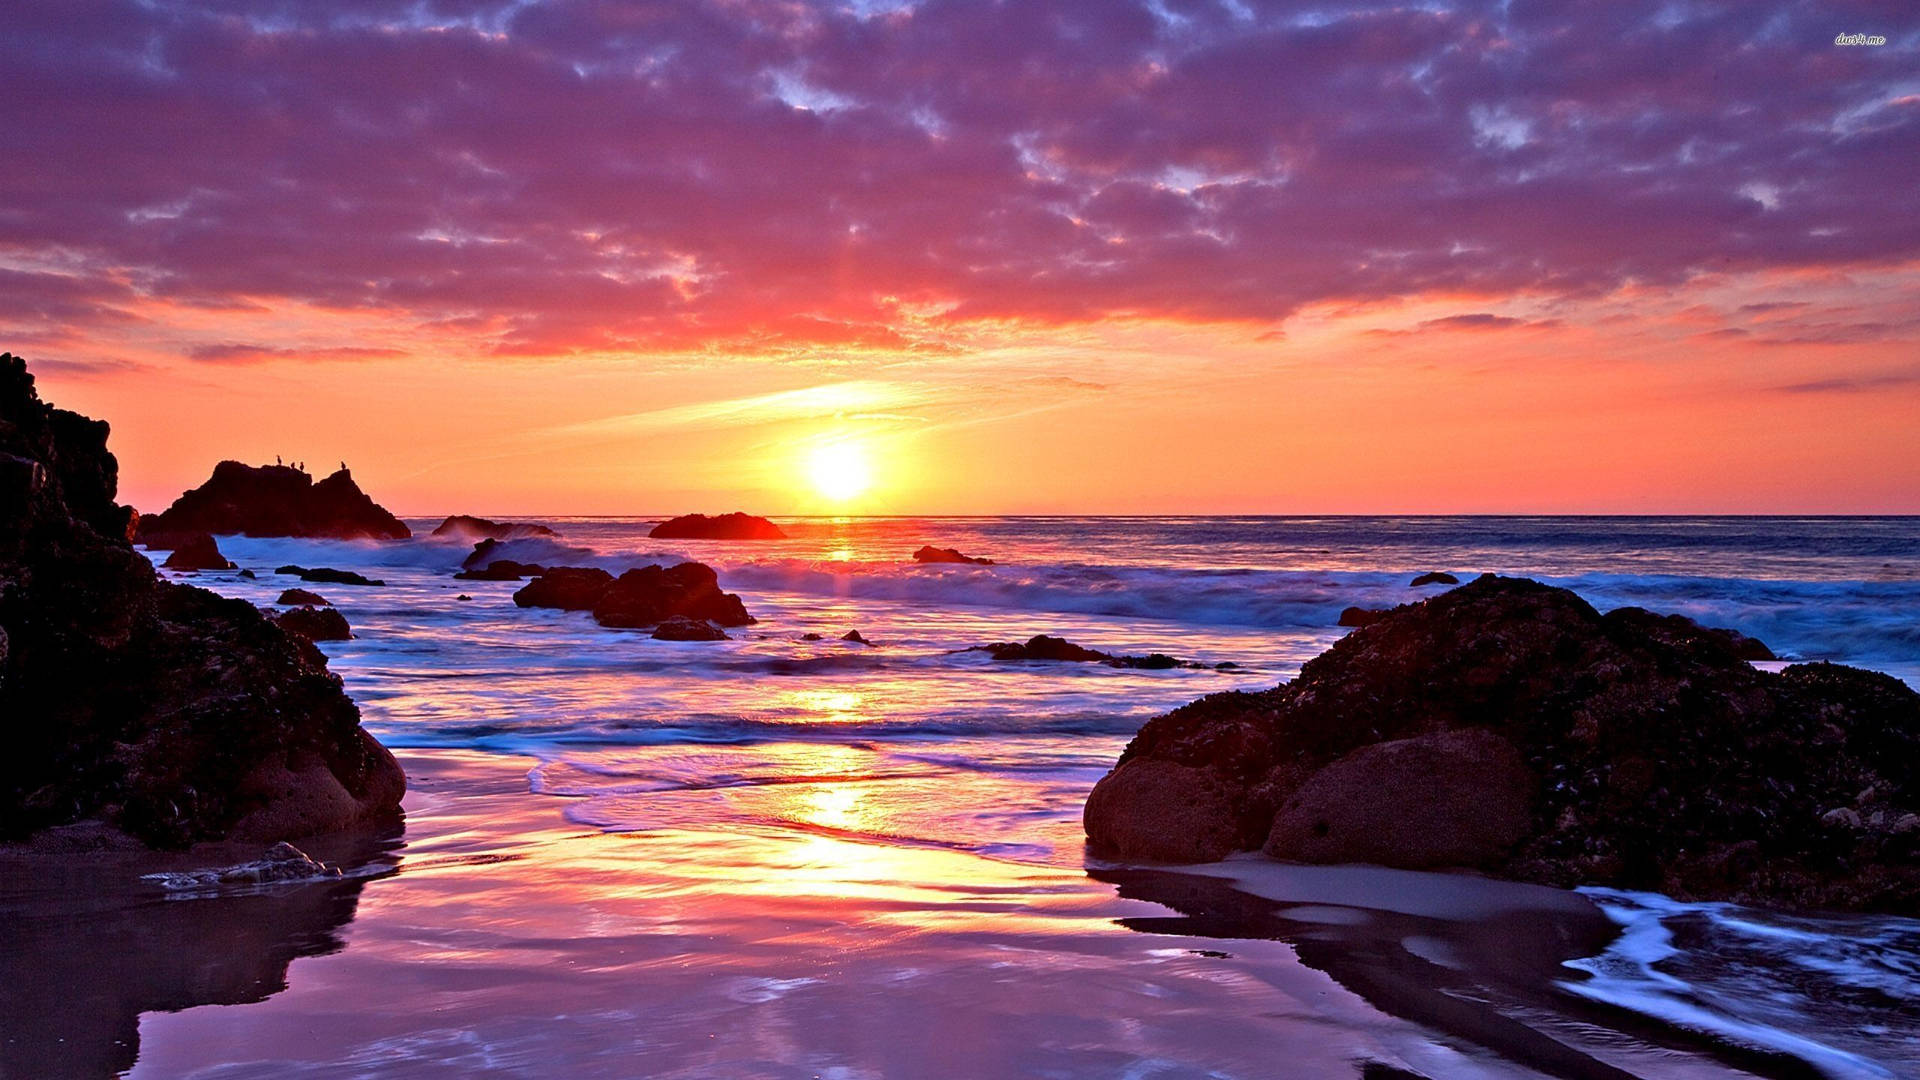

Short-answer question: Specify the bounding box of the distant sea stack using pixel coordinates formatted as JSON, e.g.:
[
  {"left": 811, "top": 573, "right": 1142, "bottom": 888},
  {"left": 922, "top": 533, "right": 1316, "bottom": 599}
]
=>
[
  {"left": 0, "top": 354, "right": 404, "bottom": 848},
  {"left": 914, "top": 545, "right": 994, "bottom": 565},
  {"left": 137, "top": 460, "right": 410, "bottom": 541},
  {"left": 1084, "top": 575, "right": 1920, "bottom": 913},
  {"left": 430, "top": 515, "right": 556, "bottom": 541},
  {"left": 648, "top": 512, "right": 786, "bottom": 540}
]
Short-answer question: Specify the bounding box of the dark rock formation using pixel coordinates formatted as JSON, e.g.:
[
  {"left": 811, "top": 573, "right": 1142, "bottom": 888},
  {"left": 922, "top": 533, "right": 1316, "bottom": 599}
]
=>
[
  {"left": 1338, "top": 606, "right": 1387, "bottom": 628},
  {"left": 274, "top": 607, "right": 352, "bottom": 642},
  {"left": 801, "top": 632, "right": 823, "bottom": 641},
  {"left": 651, "top": 616, "right": 729, "bottom": 641},
  {"left": 592, "top": 563, "right": 754, "bottom": 629},
  {"left": 1410, "top": 571, "right": 1459, "bottom": 586},
  {"left": 913, "top": 545, "right": 994, "bottom": 565},
  {"left": 237, "top": 569, "right": 256, "bottom": 579},
  {"left": 454, "top": 559, "right": 546, "bottom": 581},
  {"left": 454, "top": 594, "right": 472, "bottom": 601},
  {"left": 1606, "top": 606, "right": 1776, "bottom": 662},
  {"left": 0, "top": 353, "right": 404, "bottom": 848},
  {"left": 648, "top": 512, "right": 786, "bottom": 540},
  {"left": 968, "top": 635, "right": 1192, "bottom": 670},
  {"left": 1085, "top": 574, "right": 1920, "bottom": 912},
  {"left": 137, "top": 461, "right": 409, "bottom": 541},
  {"left": 430, "top": 515, "right": 555, "bottom": 540},
  {"left": 276, "top": 588, "right": 329, "bottom": 606},
  {"left": 160, "top": 532, "right": 234, "bottom": 571},
  {"left": 842, "top": 629, "right": 872, "bottom": 645},
  {"left": 512, "top": 567, "right": 614, "bottom": 611},
  {"left": 277, "top": 565, "right": 384, "bottom": 587}
]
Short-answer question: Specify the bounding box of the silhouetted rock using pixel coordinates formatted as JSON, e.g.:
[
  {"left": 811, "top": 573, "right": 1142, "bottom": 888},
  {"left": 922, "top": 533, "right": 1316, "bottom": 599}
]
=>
[
  {"left": 651, "top": 616, "right": 729, "bottom": 641},
  {"left": 1410, "top": 571, "right": 1459, "bottom": 586},
  {"left": 137, "top": 461, "right": 408, "bottom": 541},
  {"left": 842, "top": 629, "right": 872, "bottom": 645},
  {"left": 274, "top": 607, "right": 352, "bottom": 642},
  {"left": 276, "top": 588, "right": 329, "bottom": 606},
  {"left": 1085, "top": 575, "right": 1920, "bottom": 912},
  {"left": 512, "top": 567, "right": 614, "bottom": 611},
  {"left": 430, "top": 514, "right": 555, "bottom": 540},
  {"left": 454, "top": 594, "right": 472, "bottom": 601},
  {"left": 0, "top": 353, "right": 404, "bottom": 848},
  {"left": 237, "top": 568, "right": 256, "bottom": 579},
  {"left": 592, "top": 563, "right": 754, "bottom": 629},
  {"left": 160, "top": 532, "right": 234, "bottom": 571},
  {"left": 801, "top": 632, "right": 824, "bottom": 641},
  {"left": 967, "top": 635, "right": 1196, "bottom": 669},
  {"left": 1338, "top": 606, "right": 1387, "bottom": 627},
  {"left": 648, "top": 512, "right": 786, "bottom": 540},
  {"left": 277, "top": 565, "right": 384, "bottom": 587},
  {"left": 454, "top": 559, "right": 546, "bottom": 581},
  {"left": 913, "top": 545, "right": 994, "bottom": 565},
  {"left": 1604, "top": 606, "right": 1776, "bottom": 662}
]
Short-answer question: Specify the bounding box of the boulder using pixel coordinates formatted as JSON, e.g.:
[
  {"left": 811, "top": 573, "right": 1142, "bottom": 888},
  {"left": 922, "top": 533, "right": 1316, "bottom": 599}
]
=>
[
  {"left": 0, "top": 353, "right": 404, "bottom": 848},
  {"left": 1338, "top": 606, "right": 1387, "bottom": 627},
  {"left": 237, "top": 569, "right": 256, "bottom": 579},
  {"left": 274, "top": 607, "right": 352, "bottom": 642},
  {"left": 1410, "top": 571, "right": 1459, "bottom": 587},
  {"left": 913, "top": 545, "right": 994, "bottom": 565},
  {"left": 276, "top": 588, "right": 329, "bottom": 606},
  {"left": 430, "top": 515, "right": 555, "bottom": 541},
  {"left": 842, "top": 630, "right": 872, "bottom": 646},
  {"left": 1085, "top": 574, "right": 1920, "bottom": 911},
  {"left": 160, "top": 532, "right": 234, "bottom": 571},
  {"left": 454, "top": 559, "right": 545, "bottom": 581},
  {"left": 648, "top": 512, "right": 786, "bottom": 540},
  {"left": 276, "top": 565, "right": 384, "bottom": 587},
  {"left": 591, "top": 563, "right": 754, "bottom": 629},
  {"left": 1082, "top": 759, "right": 1248, "bottom": 862},
  {"left": 968, "top": 635, "right": 1195, "bottom": 669},
  {"left": 512, "top": 567, "right": 614, "bottom": 611},
  {"left": 650, "top": 616, "right": 729, "bottom": 642},
  {"left": 137, "top": 461, "right": 408, "bottom": 541}
]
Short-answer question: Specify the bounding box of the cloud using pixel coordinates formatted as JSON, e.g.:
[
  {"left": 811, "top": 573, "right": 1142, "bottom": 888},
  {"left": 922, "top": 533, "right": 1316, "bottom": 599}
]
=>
[
  {"left": 0, "top": 0, "right": 1915, "bottom": 356},
  {"left": 186, "top": 343, "right": 409, "bottom": 364},
  {"left": 1771, "top": 369, "right": 1920, "bottom": 394}
]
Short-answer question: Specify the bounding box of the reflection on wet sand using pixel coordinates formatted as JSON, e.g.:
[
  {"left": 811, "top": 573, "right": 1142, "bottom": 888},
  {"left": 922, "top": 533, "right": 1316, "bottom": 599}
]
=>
[
  {"left": 1095, "top": 865, "right": 1831, "bottom": 1080},
  {"left": 0, "top": 829, "right": 400, "bottom": 1080}
]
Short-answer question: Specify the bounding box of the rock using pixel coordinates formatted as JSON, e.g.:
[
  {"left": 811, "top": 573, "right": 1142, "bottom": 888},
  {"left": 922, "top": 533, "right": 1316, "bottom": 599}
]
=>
[
  {"left": 513, "top": 567, "right": 614, "bottom": 611},
  {"left": 0, "top": 353, "right": 404, "bottom": 848},
  {"left": 842, "top": 630, "right": 872, "bottom": 645},
  {"left": 1338, "top": 606, "right": 1387, "bottom": 627},
  {"left": 454, "top": 594, "right": 472, "bottom": 601},
  {"left": 237, "top": 569, "right": 256, "bottom": 579},
  {"left": 1082, "top": 759, "right": 1248, "bottom": 862},
  {"left": 276, "top": 565, "right": 384, "bottom": 587},
  {"left": 1603, "top": 606, "right": 1776, "bottom": 662},
  {"left": 160, "top": 532, "right": 234, "bottom": 571},
  {"left": 801, "top": 633, "right": 823, "bottom": 641},
  {"left": 1266, "top": 730, "right": 1533, "bottom": 869},
  {"left": 1410, "top": 571, "right": 1459, "bottom": 586},
  {"left": 650, "top": 616, "right": 729, "bottom": 641},
  {"left": 966, "top": 635, "right": 1197, "bottom": 669},
  {"left": 454, "top": 559, "right": 545, "bottom": 581},
  {"left": 1085, "top": 574, "right": 1920, "bottom": 912},
  {"left": 1821, "top": 807, "right": 1863, "bottom": 830},
  {"left": 913, "top": 545, "right": 994, "bottom": 565},
  {"left": 591, "top": 563, "right": 754, "bottom": 629},
  {"left": 648, "top": 512, "right": 786, "bottom": 540},
  {"left": 137, "top": 461, "right": 409, "bottom": 541},
  {"left": 276, "top": 588, "right": 329, "bottom": 606},
  {"left": 274, "top": 607, "right": 352, "bottom": 642},
  {"left": 429, "top": 515, "right": 555, "bottom": 541}
]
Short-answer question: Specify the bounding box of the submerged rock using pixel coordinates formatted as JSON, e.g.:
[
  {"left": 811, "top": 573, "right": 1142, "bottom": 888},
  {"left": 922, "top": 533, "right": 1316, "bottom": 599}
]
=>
[
  {"left": 967, "top": 635, "right": 1193, "bottom": 670},
  {"left": 0, "top": 353, "right": 404, "bottom": 848},
  {"left": 137, "top": 461, "right": 409, "bottom": 541},
  {"left": 274, "top": 606, "right": 352, "bottom": 642},
  {"left": 1410, "top": 571, "right": 1459, "bottom": 586},
  {"left": 913, "top": 545, "right": 994, "bottom": 565},
  {"left": 160, "top": 532, "right": 234, "bottom": 571},
  {"left": 650, "top": 616, "right": 729, "bottom": 641},
  {"left": 512, "top": 567, "right": 614, "bottom": 611},
  {"left": 276, "top": 588, "right": 329, "bottom": 606},
  {"left": 842, "top": 629, "right": 872, "bottom": 646},
  {"left": 454, "top": 559, "right": 547, "bottom": 581},
  {"left": 648, "top": 512, "right": 786, "bottom": 540},
  {"left": 592, "top": 563, "right": 754, "bottom": 629},
  {"left": 277, "top": 565, "right": 384, "bottom": 587},
  {"left": 1084, "top": 574, "right": 1920, "bottom": 912},
  {"left": 430, "top": 514, "right": 555, "bottom": 541}
]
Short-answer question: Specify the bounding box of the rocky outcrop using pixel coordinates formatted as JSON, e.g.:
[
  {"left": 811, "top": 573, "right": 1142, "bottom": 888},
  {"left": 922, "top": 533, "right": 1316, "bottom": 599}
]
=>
[
  {"left": 454, "top": 559, "right": 546, "bottom": 581},
  {"left": 913, "top": 545, "right": 994, "bottom": 565},
  {"left": 842, "top": 630, "right": 872, "bottom": 646},
  {"left": 160, "top": 532, "right": 234, "bottom": 571},
  {"left": 648, "top": 512, "right": 786, "bottom": 540},
  {"left": 1410, "top": 571, "right": 1459, "bottom": 586},
  {"left": 651, "top": 616, "right": 729, "bottom": 641},
  {"left": 0, "top": 353, "right": 404, "bottom": 848},
  {"left": 968, "top": 635, "right": 1191, "bottom": 670},
  {"left": 274, "top": 607, "right": 352, "bottom": 642},
  {"left": 137, "top": 461, "right": 409, "bottom": 541},
  {"left": 277, "top": 565, "right": 384, "bottom": 587},
  {"left": 1337, "top": 606, "right": 1386, "bottom": 628},
  {"left": 1084, "top": 575, "right": 1920, "bottom": 912},
  {"left": 512, "top": 567, "right": 614, "bottom": 611},
  {"left": 430, "top": 515, "right": 555, "bottom": 541},
  {"left": 592, "top": 563, "right": 754, "bottom": 629},
  {"left": 277, "top": 588, "right": 329, "bottom": 606}
]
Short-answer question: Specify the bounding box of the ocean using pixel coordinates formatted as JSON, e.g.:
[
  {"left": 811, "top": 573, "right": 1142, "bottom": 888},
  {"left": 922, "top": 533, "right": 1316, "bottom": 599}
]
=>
[{"left": 33, "top": 517, "right": 1920, "bottom": 1077}]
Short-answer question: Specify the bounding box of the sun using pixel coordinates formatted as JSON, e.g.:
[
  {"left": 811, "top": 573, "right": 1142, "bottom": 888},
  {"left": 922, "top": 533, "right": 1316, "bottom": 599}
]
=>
[{"left": 805, "top": 441, "right": 873, "bottom": 503}]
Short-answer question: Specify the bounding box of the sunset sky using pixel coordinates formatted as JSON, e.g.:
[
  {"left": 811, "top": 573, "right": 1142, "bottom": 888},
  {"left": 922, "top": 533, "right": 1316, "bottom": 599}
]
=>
[{"left": 6, "top": 0, "right": 1917, "bottom": 515}]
